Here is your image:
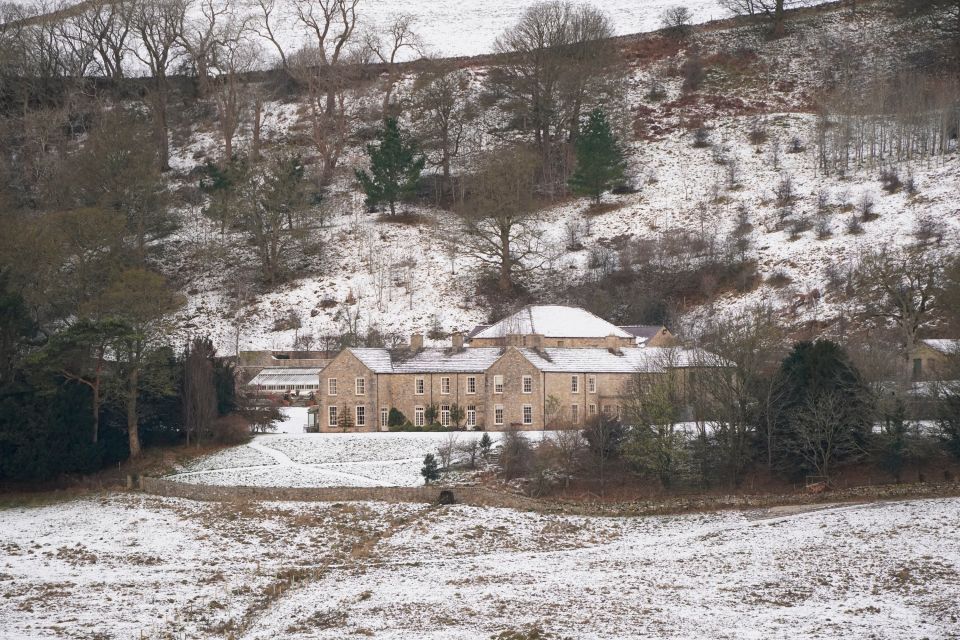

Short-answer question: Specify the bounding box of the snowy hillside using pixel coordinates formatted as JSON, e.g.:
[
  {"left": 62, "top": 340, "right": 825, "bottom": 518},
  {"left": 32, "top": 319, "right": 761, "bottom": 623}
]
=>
[{"left": 158, "top": 1, "right": 959, "bottom": 353}]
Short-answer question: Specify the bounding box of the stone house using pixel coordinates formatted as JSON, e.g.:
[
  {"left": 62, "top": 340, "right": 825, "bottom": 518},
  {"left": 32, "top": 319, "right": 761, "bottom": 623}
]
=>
[
  {"left": 909, "top": 339, "right": 960, "bottom": 381},
  {"left": 314, "top": 305, "right": 716, "bottom": 433}
]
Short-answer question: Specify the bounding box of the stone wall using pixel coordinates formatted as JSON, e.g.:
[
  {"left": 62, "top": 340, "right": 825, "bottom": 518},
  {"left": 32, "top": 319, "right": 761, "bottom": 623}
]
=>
[{"left": 140, "top": 476, "right": 541, "bottom": 510}]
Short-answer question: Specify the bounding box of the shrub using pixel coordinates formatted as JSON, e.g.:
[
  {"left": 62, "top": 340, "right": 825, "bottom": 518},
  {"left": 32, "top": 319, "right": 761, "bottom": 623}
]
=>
[
  {"left": 692, "top": 127, "right": 711, "bottom": 148},
  {"left": 846, "top": 215, "right": 864, "bottom": 235},
  {"left": 815, "top": 216, "right": 833, "bottom": 239},
  {"left": 859, "top": 192, "right": 877, "bottom": 221},
  {"left": 421, "top": 453, "right": 440, "bottom": 484},
  {"left": 659, "top": 6, "right": 693, "bottom": 38},
  {"left": 499, "top": 429, "right": 533, "bottom": 479},
  {"left": 880, "top": 168, "right": 902, "bottom": 193},
  {"left": 387, "top": 408, "right": 408, "bottom": 427},
  {"left": 210, "top": 415, "right": 251, "bottom": 445},
  {"left": 645, "top": 81, "right": 667, "bottom": 102},
  {"left": 775, "top": 175, "right": 794, "bottom": 206},
  {"left": 766, "top": 270, "right": 792, "bottom": 287},
  {"left": 788, "top": 136, "right": 805, "bottom": 153},
  {"left": 747, "top": 121, "right": 768, "bottom": 145}
]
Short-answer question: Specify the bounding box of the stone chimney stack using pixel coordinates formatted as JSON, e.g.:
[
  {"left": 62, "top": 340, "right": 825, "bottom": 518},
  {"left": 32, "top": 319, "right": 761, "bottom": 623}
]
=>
[
  {"left": 606, "top": 334, "right": 621, "bottom": 351},
  {"left": 410, "top": 333, "right": 424, "bottom": 351},
  {"left": 451, "top": 332, "right": 464, "bottom": 351}
]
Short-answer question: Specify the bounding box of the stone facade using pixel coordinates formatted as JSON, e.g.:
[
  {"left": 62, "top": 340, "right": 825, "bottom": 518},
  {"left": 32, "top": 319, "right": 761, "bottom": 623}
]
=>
[{"left": 312, "top": 306, "right": 713, "bottom": 432}]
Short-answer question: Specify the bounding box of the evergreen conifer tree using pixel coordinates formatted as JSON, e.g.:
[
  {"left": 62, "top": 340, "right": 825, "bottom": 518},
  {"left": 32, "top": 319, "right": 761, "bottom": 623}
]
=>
[
  {"left": 356, "top": 118, "right": 426, "bottom": 216},
  {"left": 568, "top": 108, "right": 626, "bottom": 204},
  {"left": 421, "top": 452, "right": 440, "bottom": 484}
]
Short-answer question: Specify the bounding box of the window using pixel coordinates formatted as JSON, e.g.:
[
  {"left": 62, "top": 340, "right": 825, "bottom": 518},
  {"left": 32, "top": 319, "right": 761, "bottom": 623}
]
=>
[
  {"left": 571, "top": 404, "right": 579, "bottom": 424},
  {"left": 355, "top": 405, "right": 366, "bottom": 427},
  {"left": 355, "top": 377, "right": 365, "bottom": 395},
  {"left": 415, "top": 377, "right": 425, "bottom": 395},
  {"left": 328, "top": 378, "right": 338, "bottom": 395},
  {"left": 557, "top": 340, "right": 565, "bottom": 347},
  {"left": 380, "top": 407, "right": 389, "bottom": 428},
  {"left": 441, "top": 377, "right": 451, "bottom": 394},
  {"left": 494, "top": 375, "right": 504, "bottom": 394},
  {"left": 466, "top": 406, "right": 477, "bottom": 427},
  {"left": 328, "top": 406, "right": 338, "bottom": 427},
  {"left": 589, "top": 403, "right": 597, "bottom": 417},
  {"left": 522, "top": 375, "right": 533, "bottom": 394},
  {"left": 466, "top": 376, "right": 477, "bottom": 394},
  {"left": 414, "top": 406, "right": 425, "bottom": 427},
  {"left": 522, "top": 405, "right": 533, "bottom": 425},
  {"left": 571, "top": 375, "right": 579, "bottom": 393},
  {"left": 588, "top": 375, "right": 596, "bottom": 394},
  {"left": 440, "top": 404, "right": 451, "bottom": 427},
  {"left": 602, "top": 405, "right": 613, "bottom": 416},
  {"left": 913, "top": 358, "right": 923, "bottom": 379},
  {"left": 494, "top": 405, "right": 504, "bottom": 426}
]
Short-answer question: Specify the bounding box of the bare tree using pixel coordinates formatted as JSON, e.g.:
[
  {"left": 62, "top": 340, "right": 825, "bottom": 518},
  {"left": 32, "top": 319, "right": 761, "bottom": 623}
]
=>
[
  {"left": 183, "top": 336, "right": 218, "bottom": 446},
  {"left": 454, "top": 146, "right": 545, "bottom": 293},
  {"left": 720, "top": 0, "right": 799, "bottom": 37},
  {"left": 364, "top": 13, "right": 421, "bottom": 115},
  {"left": 76, "top": 0, "right": 133, "bottom": 79},
  {"left": 855, "top": 247, "right": 945, "bottom": 385},
  {"left": 411, "top": 65, "right": 474, "bottom": 200},
  {"left": 130, "top": 0, "right": 187, "bottom": 171},
  {"left": 178, "top": 0, "right": 231, "bottom": 97},
  {"left": 214, "top": 31, "right": 258, "bottom": 162},
  {"left": 789, "top": 391, "right": 865, "bottom": 481}
]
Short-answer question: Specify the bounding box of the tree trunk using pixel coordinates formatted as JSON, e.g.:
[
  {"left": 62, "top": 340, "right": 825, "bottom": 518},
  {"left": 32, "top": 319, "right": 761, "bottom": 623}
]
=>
[
  {"left": 127, "top": 365, "right": 141, "bottom": 458},
  {"left": 499, "top": 227, "right": 512, "bottom": 292},
  {"left": 154, "top": 84, "right": 171, "bottom": 171},
  {"left": 772, "top": 0, "right": 786, "bottom": 37}
]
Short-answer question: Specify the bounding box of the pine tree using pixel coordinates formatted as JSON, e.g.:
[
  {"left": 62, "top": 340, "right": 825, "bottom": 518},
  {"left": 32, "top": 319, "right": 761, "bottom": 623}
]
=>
[
  {"left": 479, "top": 432, "right": 493, "bottom": 459},
  {"left": 356, "top": 118, "right": 426, "bottom": 216},
  {"left": 568, "top": 108, "right": 626, "bottom": 204},
  {"left": 421, "top": 453, "right": 440, "bottom": 484}
]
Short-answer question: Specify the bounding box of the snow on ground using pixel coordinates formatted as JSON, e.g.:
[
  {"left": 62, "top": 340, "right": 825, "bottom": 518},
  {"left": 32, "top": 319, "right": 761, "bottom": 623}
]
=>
[
  {"left": 2, "top": 494, "right": 957, "bottom": 638},
  {"left": 169, "top": 430, "right": 543, "bottom": 488}
]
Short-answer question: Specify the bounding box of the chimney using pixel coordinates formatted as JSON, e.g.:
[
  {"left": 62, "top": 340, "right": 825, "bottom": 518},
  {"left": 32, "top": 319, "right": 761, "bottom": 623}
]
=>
[
  {"left": 451, "top": 332, "right": 464, "bottom": 351},
  {"left": 410, "top": 333, "right": 424, "bottom": 351},
  {"left": 606, "top": 334, "right": 621, "bottom": 351},
  {"left": 529, "top": 333, "right": 543, "bottom": 350}
]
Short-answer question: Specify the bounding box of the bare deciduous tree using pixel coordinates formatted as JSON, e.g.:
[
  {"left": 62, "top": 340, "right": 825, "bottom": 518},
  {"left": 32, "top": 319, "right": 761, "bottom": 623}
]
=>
[{"left": 364, "top": 13, "right": 421, "bottom": 115}]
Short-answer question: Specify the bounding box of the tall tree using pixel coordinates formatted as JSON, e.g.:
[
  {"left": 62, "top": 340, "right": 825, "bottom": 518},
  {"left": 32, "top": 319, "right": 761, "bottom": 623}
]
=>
[
  {"left": 568, "top": 108, "right": 625, "bottom": 204},
  {"left": 364, "top": 13, "right": 422, "bottom": 115},
  {"left": 355, "top": 118, "right": 425, "bottom": 216},
  {"left": 411, "top": 66, "right": 474, "bottom": 200},
  {"left": 183, "top": 336, "right": 217, "bottom": 446},
  {"left": 99, "top": 268, "right": 184, "bottom": 458},
  {"left": 454, "top": 146, "right": 544, "bottom": 293},
  {"left": 130, "top": 0, "right": 186, "bottom": 171}
]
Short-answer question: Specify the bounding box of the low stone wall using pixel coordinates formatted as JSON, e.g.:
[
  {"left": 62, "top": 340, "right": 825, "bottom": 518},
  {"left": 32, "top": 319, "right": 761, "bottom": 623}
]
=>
[{"left": 140, "top": 476, "right": 541, "bottom": 510}]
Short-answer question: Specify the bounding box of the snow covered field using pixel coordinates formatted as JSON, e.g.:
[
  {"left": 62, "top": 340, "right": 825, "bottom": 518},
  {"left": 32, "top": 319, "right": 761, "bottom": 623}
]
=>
[
  {"left": 169, "top": 430, "right": 535, "bottom": 488},
  {"left": 1, "top": 494, "right": 957, "bottom": 638}
]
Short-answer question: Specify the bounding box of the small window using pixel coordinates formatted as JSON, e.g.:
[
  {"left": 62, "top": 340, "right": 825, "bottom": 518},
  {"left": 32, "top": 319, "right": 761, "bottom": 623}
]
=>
[
  {"left": 589, "top": 403, "right": 597, "bottom": 417},
  {"left": 571, "top": 376, "right": 579, "bottom": 393},
  {"left": 494, "top": 404, "right": 504, "bottom": 426},
  {"left": 494, "top": 375, "right": 504, "bottom": 394},
  {"left": 328, "top": 378, "right": 338, "bottom": 395},
  {"left": 440, "top": 404, "right": 451, "bottom": 427},
  {"left": 602, "top": 405, "right": 613, "bottom": 416},
  {"left": 522, "top": 375, "right": 533, "bottom": 394},
  {"left": 588, "top": 375, "right": 596, "bottom": 394},
  {"left": 441, "top": 377, "right": 451, "bottom": 394},
  {"left": 466, "top": 406, "right": 477, "bottom": 427},
  {"left": 557, "top": 340, "right": 565, "bottom": 347},
  {"left": 415, "top": 377, "right": 425, "bottom": 395},
  {"left": 380, "top": 407, "right": 389, "bottom": 428},
  {"left": 466, "top": 376, "right": 477, "bottom": 394},
  {"left": 328, "top": 406, "right": 338, "bottom": 427},
  {"left": 522, "top": 405, "right": 533, "bottom": 425},
  {"left": 571, "top": 404, "right": 579, "bottom": 424},
  {"left": 355, "top": 377, "right": 365, "bottom": 395},
  {"left": 414, "top": 406, "right": 425, "bottom": 427},
  {"left": 355, "top": 405, "right": 366, "bottom": 427}
]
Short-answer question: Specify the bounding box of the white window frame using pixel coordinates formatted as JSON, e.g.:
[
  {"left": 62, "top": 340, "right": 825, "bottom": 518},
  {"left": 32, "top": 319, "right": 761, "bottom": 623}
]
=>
[
  {"left": 589, "top": 403, "right": 597, "bottom": 417},
  {"left": 328, "top": 378, "right": 337, "bottom": 396},
  {"left": 494, "top": 375, "right": 504, "bottom": 394},
  {"left": 415, "top": 377, "right": 425, "bottom": 395},
  {"left": 440, "top": 377, "right": 451, "bottom": 394},
  {"left": 414, "top": 406, "right": 425, "bottom": 427},
  {"left": 571, "top": 403, "right": 580, "bottom": 424},
  {"left": 494, "top": 404, "right": 504, "bottom": 426},
  {"left": 380, "top": 407, "right": 389, "bottom": 428},
  {"left": 355, "top": 377, "right": 366, "bottom": 395},
  {"left": 588, "top": 375, "right": 597, "bottom": 394},
  {"left": 571, "top": 375, "right": 580, "bottom": 393},
  {"left": 522, "top": 375, "right": 533, "bottom": 394},
  {"left": 466, "top": 406, "right": 477, "bottom": 428},
  {"left": 355, "top": 405, "right": 366, "bottom": 427},
  {"left": 522, "top": 404, "right": 533, "bottom": 425},
  {"left": 440, "top": 404, "right": 451, "bottom": 427},
  {"left": 466, "top": 376, "right": 477, "bottom": 394},
  {"left": 328, "top": 405, "right": 338, "bottom": 427}
]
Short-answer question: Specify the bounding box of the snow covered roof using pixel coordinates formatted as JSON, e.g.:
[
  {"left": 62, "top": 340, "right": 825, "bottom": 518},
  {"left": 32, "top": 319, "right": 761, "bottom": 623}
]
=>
[
  {"left": 921, "top": 339, "right": 960, "bottom": 355},
  {"left": 345, "top": 347, "right": 504, "bottom": 373},
  {"left": 249, "top": 368, "right": 323, "bottom": 386},
  {"left": 472, "top": 306, "right": 632, "bottom": 340},
  {"left": 348, "top": 348, "right": 395, "bottom": 374},
  {"left": 517, "top": 347, "right": 715, "bottom": 373}
]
